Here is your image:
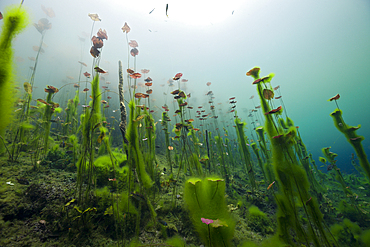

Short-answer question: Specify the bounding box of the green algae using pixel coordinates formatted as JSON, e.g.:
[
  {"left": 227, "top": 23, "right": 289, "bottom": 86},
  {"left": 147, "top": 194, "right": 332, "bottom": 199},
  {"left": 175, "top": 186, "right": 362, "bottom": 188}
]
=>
[
  {"left": 0, "top": 5, "right": 29, "bottom": 153},
  {"left": 330, "top": 109, "right": 370, "bottom": 183},
  {"left": 184, "top": 177, "right": 235, "bottom": 247}
]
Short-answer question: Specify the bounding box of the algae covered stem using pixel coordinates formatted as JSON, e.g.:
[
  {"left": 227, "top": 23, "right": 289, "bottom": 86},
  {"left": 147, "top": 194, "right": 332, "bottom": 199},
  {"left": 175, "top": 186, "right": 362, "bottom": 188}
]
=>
[
  {"left": 0, "top": 5, "right": 29, "bottom": 154},
  {"left": 118, "top": 60, "right": 129, "bottom": 145}
]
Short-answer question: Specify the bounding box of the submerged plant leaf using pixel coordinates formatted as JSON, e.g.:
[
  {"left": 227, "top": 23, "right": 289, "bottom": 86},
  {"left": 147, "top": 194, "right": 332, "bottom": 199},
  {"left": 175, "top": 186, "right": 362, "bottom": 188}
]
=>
[
  {"left": 33, "top": 18, "right": 52, "bottom": 33},
  {"left": 328, "top": 93, "right": 340, "bottom": 101},
  {"left": 92, "top": 36, "right": 103, "bottom": 48},
  {"left": 210, "top": 219, "right": 228, "bottom": 228},
  {"left": 264, "top": 106, "right": 282, "bottom": 115},
  {"left": 44, "top": 85, "right": 59, "bottom": 93},
  {"left": 121, "top": 22, "right": 130, "bottom": 33},
  {"left": 104, "top": 206, "right": 113, "bottom": 215},
  {"left": 97, "top": 131, "right": 106, "bottom": 143},
  {"left": 83, "top": 207, "right": 97, "bottom": 214},
  {"left": 88, "top": 13, "right": 101, "bottom": 21},
  {"left": 41, "top": 5, "right": 55, "bottom": 18},
  {"left": 64, "top": 198, "right": 76, "bottom": 208},
  {"left": 21, "top": 122, "right": 35, "bottom": 129},
  {"left": 23, "top": 82, "right": 32, "bottom": 94},
  {"left": 74, "top": 206, "right": 82, "bottom": 214},
  {"left": 93, "top": 122, "right": 102, "bottom": 130},
  {"left": 135, "top": 115, "right": 145, "bottom": 122},
  {"left": 37, "top": 99, "right": 49, "bottom": 105},
  {"left": 78, "top": 61, "right": 87, "bottom": 67},
  {"left": 263, "top": 89, "right": 274, "bottom": 100},
  {"left": 90, "top": 46, "right": 100, "bottom": 58},
  {"left": 94, "top": 66, "right": 107, "bottom": 73},
  {"left": 130, "top": 48, "right": 139, "bottom": 57},
  {"left": 134, "top": 93, "right": 143, "bottom": 98},
  {"left": 32, "top": 45, "right": 45, "bottom": 53},
  {"left": 130, "top": 72, "right": 141, "bottom": 79},
  {"left": 129, "top": 40, "right": 138, "bottom": 48},
  {"left": 97, "top": 28, "right": 108, "bottom": 40}
]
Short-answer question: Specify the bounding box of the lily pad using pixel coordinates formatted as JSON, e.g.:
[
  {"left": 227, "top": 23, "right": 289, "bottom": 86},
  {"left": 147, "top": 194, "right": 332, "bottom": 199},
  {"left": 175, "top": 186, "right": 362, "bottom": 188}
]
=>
[{"left": 210, "top": 219, "right": 228, "bottom": 228}]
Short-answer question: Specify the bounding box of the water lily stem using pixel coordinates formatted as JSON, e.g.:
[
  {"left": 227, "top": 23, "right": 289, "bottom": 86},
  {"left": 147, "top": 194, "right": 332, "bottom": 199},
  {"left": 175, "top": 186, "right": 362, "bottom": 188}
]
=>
[{"left": 208, "top": 224, "right": 212, "bottom": 247}]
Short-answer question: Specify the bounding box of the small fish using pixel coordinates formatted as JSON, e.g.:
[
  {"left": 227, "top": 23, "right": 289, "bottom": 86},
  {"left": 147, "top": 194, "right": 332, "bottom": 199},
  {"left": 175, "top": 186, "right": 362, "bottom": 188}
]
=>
[
  {"left": 267, "top": 181, "right": 275, "bottom": 190},
  {"left": 149, "top": 8, "right": 155, "bottom": 14},
  {"left": 232, "top": 10, "right": 234, "bottom": 15},
  {"left": 166, "top": 4, "right": 169, "bottom": 17},
  {"left": 108, "top": 178, "right": 116, "bottom": 181}
]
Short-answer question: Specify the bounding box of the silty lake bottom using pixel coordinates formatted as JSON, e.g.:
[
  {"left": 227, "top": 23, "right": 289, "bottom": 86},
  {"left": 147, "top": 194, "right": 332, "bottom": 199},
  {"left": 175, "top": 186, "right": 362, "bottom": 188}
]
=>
[{"left": 0, "top": 0, "right": 370, "bottom": 246}]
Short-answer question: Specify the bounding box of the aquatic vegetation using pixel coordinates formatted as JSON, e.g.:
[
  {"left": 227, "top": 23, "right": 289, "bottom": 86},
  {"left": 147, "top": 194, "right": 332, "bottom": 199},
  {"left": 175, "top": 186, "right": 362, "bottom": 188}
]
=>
[
  {"left": 42, "top": 85, "right": 61, "bottom": 155},
  {"left": 184, "top": 177, "right": 235, "bottom": 247},
  {"left": 247, "top": 205, "right": 274, "bottom": 235},
  {"left": 126, "top": 99, "right": 153, "bottom": 189},
  {"left": 330, "top": 218, "right": 363, "bottom": 246},
  {"left": 118, "top": 60, "right": 129, "bottom": 146},
  {"left": 40, "top": 144, "right": 71, "bottom": 169},
  {"left": 330, "top": 106, "right": 370, "bottom": 183},
  {"left": 161, "top": 111, "right": 173, "bottom": 173},
  {"left": 0, "top": 2, "right": 368, "bottom": 245},
  {"left": 76, "top": 74, "right": 103, "bottom": 202},
  {"left": 234, "top": 117, "right": 256, "bottom": 189},
  {"left": 93, "top": 152, "right": 127, "bottom": 187},
  {"left": 72, "top": 206, "right": 97, "bottom": 231},
  {"left": 248, "top": 67, "right": 335, "bottom": 247},
  {"left": 0, "top": 5, "right": 29, "bottom": 153},
  {"left": 239, "top": 236, "right": 287, "bottom": 247}
]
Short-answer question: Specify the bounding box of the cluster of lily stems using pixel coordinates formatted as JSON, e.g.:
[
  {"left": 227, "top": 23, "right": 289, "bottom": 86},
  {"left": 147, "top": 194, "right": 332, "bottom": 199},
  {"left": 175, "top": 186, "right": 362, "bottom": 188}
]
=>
[{"left": 1, "top": 4, "right": 370, "bottom": 246}]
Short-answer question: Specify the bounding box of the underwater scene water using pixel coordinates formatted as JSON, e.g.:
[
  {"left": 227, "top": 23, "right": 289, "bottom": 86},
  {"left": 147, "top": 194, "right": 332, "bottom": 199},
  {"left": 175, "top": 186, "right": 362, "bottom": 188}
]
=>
[{"left": 0, "top": 0, "right": 370, "bottom": 246}]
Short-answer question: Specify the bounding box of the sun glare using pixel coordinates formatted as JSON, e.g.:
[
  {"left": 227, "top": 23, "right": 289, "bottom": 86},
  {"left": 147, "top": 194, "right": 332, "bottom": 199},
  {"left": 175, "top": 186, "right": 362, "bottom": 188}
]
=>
[{"left": 167, "top": 1, "right": 239, "bottom": 26}]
